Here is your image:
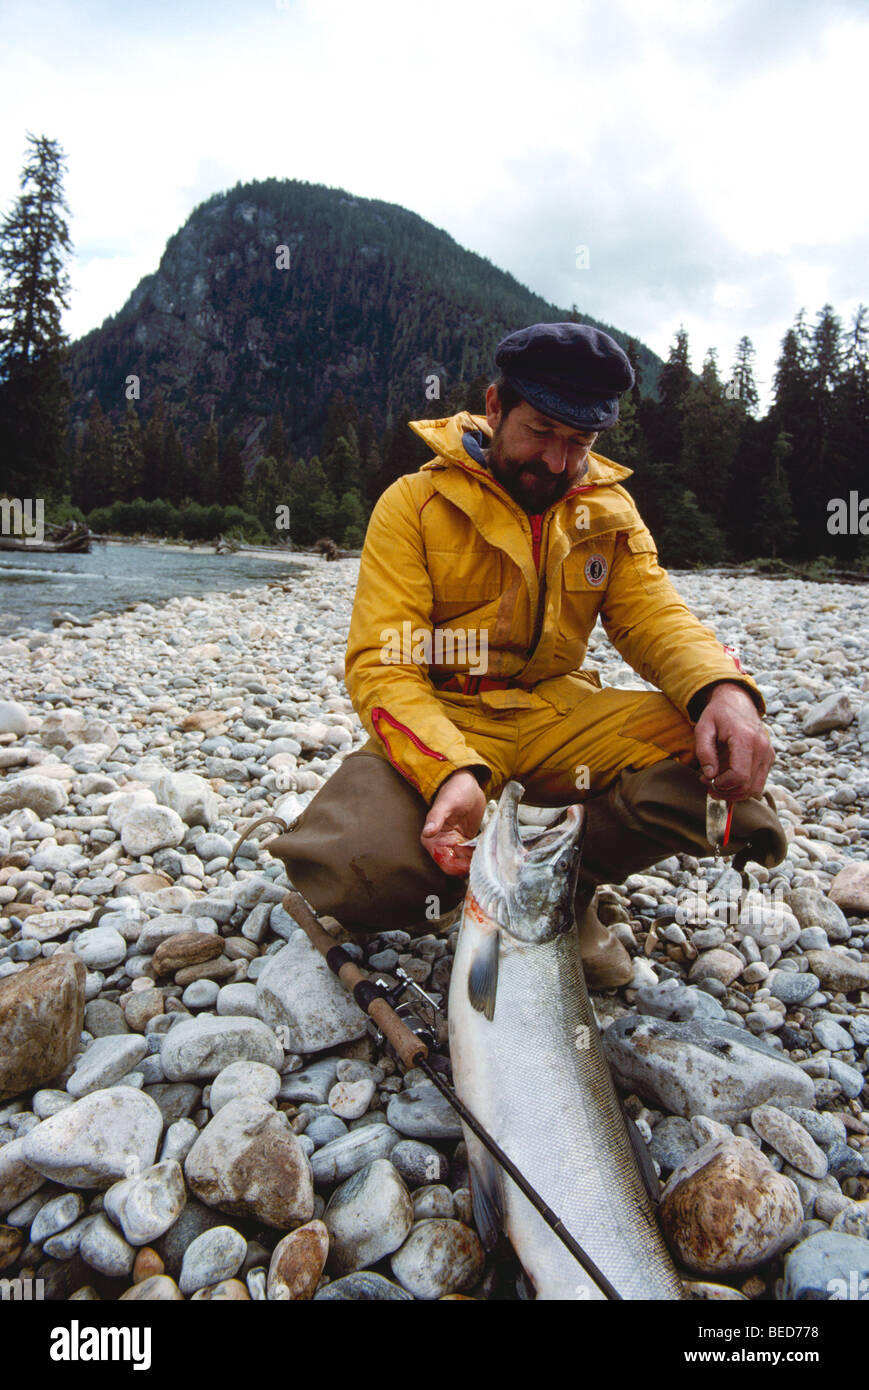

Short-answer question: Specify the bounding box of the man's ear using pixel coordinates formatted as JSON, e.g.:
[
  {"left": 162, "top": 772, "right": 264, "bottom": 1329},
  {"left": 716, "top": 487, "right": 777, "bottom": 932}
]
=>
[{"left": 484, "top": 383, "right": 502, "bottom": 431}]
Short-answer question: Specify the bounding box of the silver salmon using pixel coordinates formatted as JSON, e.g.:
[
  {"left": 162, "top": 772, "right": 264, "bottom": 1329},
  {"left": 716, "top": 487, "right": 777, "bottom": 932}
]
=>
[{"left": 448, "top": 780, "right": 685, "bottom": 1300}]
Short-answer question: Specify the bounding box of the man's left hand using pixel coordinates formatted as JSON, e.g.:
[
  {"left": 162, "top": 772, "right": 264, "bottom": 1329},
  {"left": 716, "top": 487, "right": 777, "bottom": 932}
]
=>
[{"left": 694, "top": 682, "right": 774, "bottom": 801}]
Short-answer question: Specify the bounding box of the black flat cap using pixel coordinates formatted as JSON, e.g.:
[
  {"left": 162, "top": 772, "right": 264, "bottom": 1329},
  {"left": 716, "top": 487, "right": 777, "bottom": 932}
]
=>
[{"left": 495, "top": 322, "right": 635, "bottom": 430}]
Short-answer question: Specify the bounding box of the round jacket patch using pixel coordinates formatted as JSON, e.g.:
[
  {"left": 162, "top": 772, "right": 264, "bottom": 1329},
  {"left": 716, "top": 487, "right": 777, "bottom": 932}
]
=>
[{"left": 585, "top": 554, "right": 608, "bottom": 587}]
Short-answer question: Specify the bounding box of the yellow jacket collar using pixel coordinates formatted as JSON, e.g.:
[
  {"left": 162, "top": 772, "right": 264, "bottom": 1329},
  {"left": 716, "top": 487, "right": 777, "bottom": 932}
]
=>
[{"left": 408, "top": 411, "right": 634, "bottom": 486}]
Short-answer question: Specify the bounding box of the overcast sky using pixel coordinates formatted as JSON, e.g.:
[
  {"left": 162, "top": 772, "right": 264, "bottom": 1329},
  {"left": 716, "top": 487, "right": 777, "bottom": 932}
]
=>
[{"left": 1, "top": 0, "right": 866, "bottom": 410}]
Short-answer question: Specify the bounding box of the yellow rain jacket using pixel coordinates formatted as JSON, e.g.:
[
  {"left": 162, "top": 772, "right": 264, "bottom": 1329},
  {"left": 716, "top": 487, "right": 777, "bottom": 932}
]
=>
[{"left": 345, "top": 412, "right": 761, "bottom": 803}]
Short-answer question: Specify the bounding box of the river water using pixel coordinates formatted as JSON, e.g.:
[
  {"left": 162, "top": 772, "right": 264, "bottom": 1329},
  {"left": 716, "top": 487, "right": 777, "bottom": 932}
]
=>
[{"left": 0, "top": 542, "right": 312, "bottom": 633}]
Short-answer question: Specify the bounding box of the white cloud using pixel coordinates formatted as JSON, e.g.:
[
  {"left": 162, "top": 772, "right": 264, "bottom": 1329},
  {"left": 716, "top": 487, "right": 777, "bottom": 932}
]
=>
[{"left": 0, "top": 0, "right": 866, "bottom": 411}]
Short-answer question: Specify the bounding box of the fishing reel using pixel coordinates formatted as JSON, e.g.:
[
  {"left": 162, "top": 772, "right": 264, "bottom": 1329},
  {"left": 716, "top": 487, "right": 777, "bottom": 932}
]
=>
[{"left": 370, "top": 972, "right": 452, "bottom": 1076}]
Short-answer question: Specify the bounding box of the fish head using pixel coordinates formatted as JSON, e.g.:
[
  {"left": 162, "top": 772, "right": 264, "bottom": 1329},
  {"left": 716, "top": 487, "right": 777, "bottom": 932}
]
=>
[{"left": 469, "top": 780, "right": 585, "bottom": 944}]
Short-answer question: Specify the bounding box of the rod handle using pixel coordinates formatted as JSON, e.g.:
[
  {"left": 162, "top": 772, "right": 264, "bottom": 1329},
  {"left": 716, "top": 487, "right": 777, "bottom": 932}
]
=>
[{"left": 283, "top": 892, "right": 428, "bottom": 1069}]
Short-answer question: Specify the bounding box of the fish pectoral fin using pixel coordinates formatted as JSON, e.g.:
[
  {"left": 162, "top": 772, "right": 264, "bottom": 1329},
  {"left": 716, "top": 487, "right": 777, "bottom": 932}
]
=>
[
  {"left": 467, "top": 1136, "right": 505, "bottom": 1251},
  {"left": 467, "top": 928, "right": 499, "bottom": 1020}
]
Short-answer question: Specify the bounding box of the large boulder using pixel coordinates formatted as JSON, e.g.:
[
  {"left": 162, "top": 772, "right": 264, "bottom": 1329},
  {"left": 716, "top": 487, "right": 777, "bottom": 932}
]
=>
[
  {"left": 184, "top": 1097, "right": 314, "bottom": 1229},
  {"left": 659, "top": 1135, "right": 803, "bottom": 1274},
  {"left": 256, "top": 934, "right": 368, "bottom": 1053},
  {"left": 602, "top": 1016, "right": 815, "bottom": 1123},
  {"left": 160, "top": 1015, "right": 283, "bottom": 1082},
  {"left": 0, "top": 955, "right": 86, "bottom": 1102},
  {"left": 21, "top": 1087, "right": 163, "bottom": 1189}
]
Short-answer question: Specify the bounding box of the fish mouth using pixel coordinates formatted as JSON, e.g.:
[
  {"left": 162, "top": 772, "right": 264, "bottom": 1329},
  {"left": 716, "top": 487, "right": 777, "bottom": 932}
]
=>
[{"left": 470, "top": 781, "right": 586, "bottom": 942}]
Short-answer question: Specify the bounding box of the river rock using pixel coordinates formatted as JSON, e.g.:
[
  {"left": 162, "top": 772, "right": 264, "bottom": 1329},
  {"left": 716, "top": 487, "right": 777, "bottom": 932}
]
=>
[
  {"left": 0, "top": 1135, "right": 45, "bottom": 1212},
  {"left": 803, "top": 692, "right": 853, "bottom": 736},
  {"left": 659, "top": 1135, "right": 803, "bottom": 1273},
  {"left": 324, "top": 1159, "right": 413, "bottom": 1275},
  {"left": 121, "top": 806, "right": 186, "bottom": 858},
  {"left": 104, "top": 1160, "right": 187, "bottom": 1244},
  {"left": 0, "top": 776, "right": 67, "bottom": 817},
  {"left": 72, "top": 924, "right": 127, "bottom": 971},
  {"left": 66, "top": 1035, "right": 149, "bottom": 1098},
  {"left": 805, "top": 950, "right": 869, "bottom": 994},
  {"left": 786, "top": 888, "right": 853, "bottom": 943},
  {"left": 20, "top": 910, "right": 93, "bottom": 943},
  {"left": 782, "top": 1229, "right": 869, "bottom": 1299},
  {"left": 209, "top": 1061, "right": 281, "bottom": 1113},
  {"left": 766, "top": 971, "right": 821, "bottom": 1006},
  {"left": 151, "top": 932, "right": 223, "bottom": 976},
  {"left": 749, "top": 1105, "right": 828, "bottom": 1178},
  {"left": 0, "top": 700, "right": 31, "bottom": 735},
  {"left": 310, "top": 1124, "right": 402, "bottom": 1185},
  {"left": 828, "top": 863, "right": 869, "bottom": 915},
  {"left": 21, "top": 1086, "right": 163, "bottom": 1188},
  {"left": 77, "top": 1212, "right": 136, "bottom": 1278},
  {"left": 30, "top": 1191, "right": 84, "bottom": 1243},
  {"left": 256, "top": 935, "right": 368, "bottom": 1052},
  {"left": 390, "top": 1218, "right": 485, "bottom": 1299},
  {"left": 184, "top": 1097, "right": 314, "bottom": 1228},
  {"left": 313, "top": 1271, "right": 412, "bottom": 1300},
  {"left": 154, "top": 1198, "right": 224, "bottom": 1277},
  {"left": 602, "top": 1016, "right": 815, "bottom": 1122},
  {"left": 278, "top": 1058, "right": 340, "bottom": 1105},
  {"left": 160, "top": 1015, "right": 283, "bottom": 1081},
  {"left": 635, "top": 979, "right": 726, "bottom": 1022},
  {"left": 0, "top": 955, "right": 86, "bottom": 1102},
  {"left": 179, "top": 1224, "right": 247, "bottom": 1295},
  {"left": 152, "top": 772, "right": 220, "bottom": 829},
  {"left": 119, "top": 1274, "right": 183, "bottom": 1301},
  {"left": 386, "top": 1083, "right": 463, "bottom": 1140},
  {"left": 267, "top": 1219, "right": 330, "bottom": 1300},
  {"left": 688, "top": 949, "right": 744, "bottom": 987},
  {"left": 389, "top": 1140, "right": 449, "bottom": 1186},
  {"left": 328, "top": 1079, "right": 375, "bottom": 1120}
]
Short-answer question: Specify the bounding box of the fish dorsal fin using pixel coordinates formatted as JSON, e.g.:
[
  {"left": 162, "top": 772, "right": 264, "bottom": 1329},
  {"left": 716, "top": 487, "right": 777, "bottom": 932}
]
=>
[{"left": 467, "top": 928, "right": 500, "bottom": 1021}]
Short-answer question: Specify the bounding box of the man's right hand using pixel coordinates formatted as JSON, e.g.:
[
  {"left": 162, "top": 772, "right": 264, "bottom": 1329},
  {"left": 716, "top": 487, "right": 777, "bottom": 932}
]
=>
[{"left": 420, "top": 770, "right": 487, "bottom": 877}]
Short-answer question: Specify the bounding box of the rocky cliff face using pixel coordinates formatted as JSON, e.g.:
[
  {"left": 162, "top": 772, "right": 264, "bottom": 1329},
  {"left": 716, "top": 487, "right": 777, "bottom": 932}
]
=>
[{"left": 66, "top": 178, "right": 661, "bottom": 459}]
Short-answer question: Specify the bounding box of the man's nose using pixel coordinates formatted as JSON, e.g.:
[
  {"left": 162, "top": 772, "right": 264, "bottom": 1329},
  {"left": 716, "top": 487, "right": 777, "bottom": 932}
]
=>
[{"left": 540, "top": 441, "right": 568, "bottom": 473}]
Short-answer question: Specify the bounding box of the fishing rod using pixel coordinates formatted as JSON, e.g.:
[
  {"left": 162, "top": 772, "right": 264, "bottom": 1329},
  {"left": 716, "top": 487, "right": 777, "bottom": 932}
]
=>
[{"left": 282, "top": 889, "right": 623, "bottom": 1301}]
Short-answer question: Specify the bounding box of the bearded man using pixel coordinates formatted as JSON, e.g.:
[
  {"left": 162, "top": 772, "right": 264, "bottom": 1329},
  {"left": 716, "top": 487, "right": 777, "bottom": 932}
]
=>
[{"left": 269, "top": 323, "right": 785, "bottom": 987}]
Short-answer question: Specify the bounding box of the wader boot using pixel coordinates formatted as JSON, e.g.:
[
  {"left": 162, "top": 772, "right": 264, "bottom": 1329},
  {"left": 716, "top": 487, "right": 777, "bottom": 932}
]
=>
[{"left": 572, "top": 758, "right": 788, "bottom": 989}]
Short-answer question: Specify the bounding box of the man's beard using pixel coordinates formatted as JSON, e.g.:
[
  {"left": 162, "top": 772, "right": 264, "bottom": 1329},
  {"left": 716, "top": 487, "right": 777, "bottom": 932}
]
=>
[{"left": 485, "top": 433, "right": 573, "bottom": 513}]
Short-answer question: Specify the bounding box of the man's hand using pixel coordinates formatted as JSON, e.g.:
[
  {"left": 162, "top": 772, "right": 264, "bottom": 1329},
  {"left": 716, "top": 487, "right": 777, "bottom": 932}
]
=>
[
  {"left": 421, "top": 770, "right": 487, "bottom": 876},
  {"left": 695, "top": 682, "right": 774, "bottom": 802}
]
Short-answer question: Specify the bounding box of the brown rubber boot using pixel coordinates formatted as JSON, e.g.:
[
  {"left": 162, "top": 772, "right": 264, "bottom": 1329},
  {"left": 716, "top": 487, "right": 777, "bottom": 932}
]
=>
[
  {"left": 576, "top": 891, "right": 634, "bottom": 989},
  {"left": 572, "top": 759, "right": 788, "bottom": 988}
]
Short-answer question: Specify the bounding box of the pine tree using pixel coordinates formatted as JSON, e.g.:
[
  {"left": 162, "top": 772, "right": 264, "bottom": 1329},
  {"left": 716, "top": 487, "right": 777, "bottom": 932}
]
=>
[
  {"left": 141, "top": 394, "right": 167, "bottom": 502},
  {"left": 218, "top": 430, "right": 245, "bottom": 504},
  {"left": 335, "top": 488, "right": 368, "bottom": 547},
  {"left": 197, "top": 418, "right": 220, "bottom": 505},
  {"left": 74, "top": 401, "right": 116, "bottom": 515},
  {"left": 729, "top": 336, "right": 759, "bottom": 415},
  {"left": 0, "top": 133, "right": 73, "bottom": 497},
  {"left": 114, "top": 405, "right": 144, "bottom": 502},
  {"left": 679, "top": 349, "right": 740, "bottom": 518}
]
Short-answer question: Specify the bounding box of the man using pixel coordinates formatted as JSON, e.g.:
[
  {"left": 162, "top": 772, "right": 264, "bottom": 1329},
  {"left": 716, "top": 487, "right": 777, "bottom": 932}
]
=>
[{"left": 270, "top": 323, "right": 786, "bottom": 987}]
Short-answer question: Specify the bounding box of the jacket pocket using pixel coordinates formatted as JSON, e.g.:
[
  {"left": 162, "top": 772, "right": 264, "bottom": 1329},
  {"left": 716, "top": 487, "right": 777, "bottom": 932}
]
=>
[{"left": 427, "top": 548, "right": 502, "bottom": 602}]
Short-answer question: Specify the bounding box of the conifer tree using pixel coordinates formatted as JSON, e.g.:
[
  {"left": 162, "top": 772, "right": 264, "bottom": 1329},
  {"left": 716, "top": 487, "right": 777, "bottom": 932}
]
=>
[{"left": 0, "top": 134, "right": 73, "bottom": 497}]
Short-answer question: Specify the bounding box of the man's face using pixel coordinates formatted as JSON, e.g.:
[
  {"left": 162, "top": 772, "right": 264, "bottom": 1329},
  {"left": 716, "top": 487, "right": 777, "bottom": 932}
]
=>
[{"left": 483, "top": 386, "right": 599, "bottom": 512}]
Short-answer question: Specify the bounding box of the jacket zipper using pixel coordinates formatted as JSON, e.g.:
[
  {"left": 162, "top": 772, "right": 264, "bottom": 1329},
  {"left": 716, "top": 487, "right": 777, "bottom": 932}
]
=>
[{"left": 371, "top": 707, "right": 447, "bottom": 791}]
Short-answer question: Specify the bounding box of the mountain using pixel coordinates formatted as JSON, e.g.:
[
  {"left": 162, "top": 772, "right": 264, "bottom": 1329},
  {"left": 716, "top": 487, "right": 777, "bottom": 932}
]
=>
[{"left": 66, "top": 177, "right": 663, "bottom": 461}]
